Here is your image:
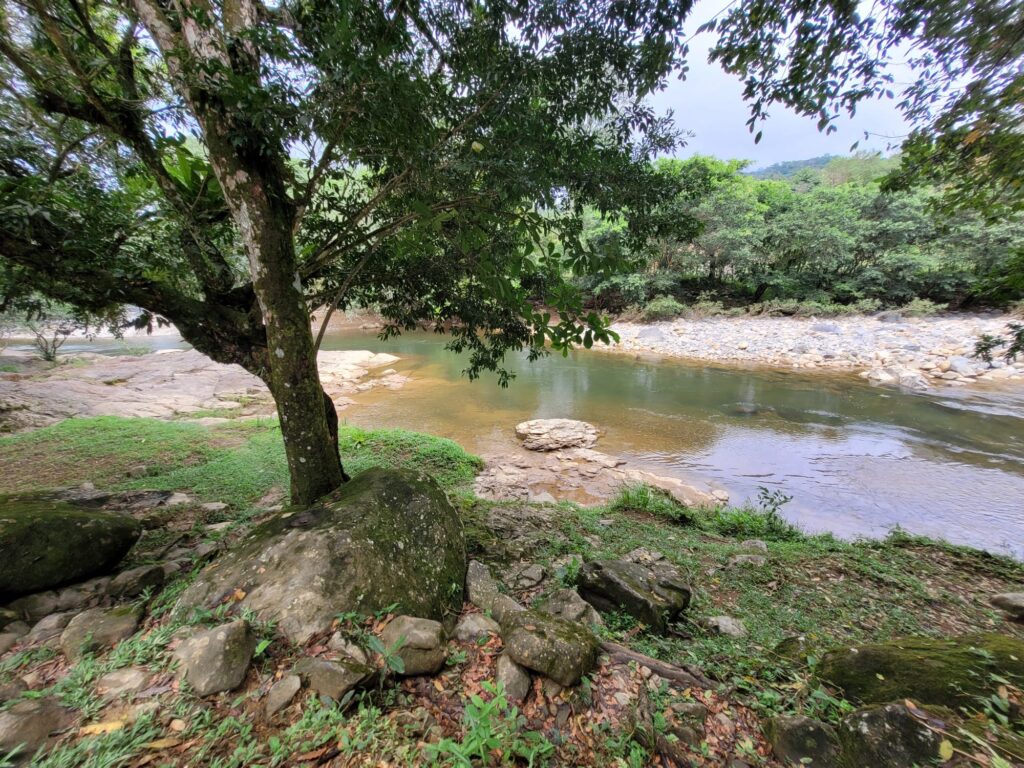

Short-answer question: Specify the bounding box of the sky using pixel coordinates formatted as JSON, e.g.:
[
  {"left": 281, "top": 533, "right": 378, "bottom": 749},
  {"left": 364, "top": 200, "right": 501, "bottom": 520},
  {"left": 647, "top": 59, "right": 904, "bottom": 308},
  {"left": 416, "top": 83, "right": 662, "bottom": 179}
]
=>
[{"left": 651, "top": 1, "right": 910, "bottom": 169}]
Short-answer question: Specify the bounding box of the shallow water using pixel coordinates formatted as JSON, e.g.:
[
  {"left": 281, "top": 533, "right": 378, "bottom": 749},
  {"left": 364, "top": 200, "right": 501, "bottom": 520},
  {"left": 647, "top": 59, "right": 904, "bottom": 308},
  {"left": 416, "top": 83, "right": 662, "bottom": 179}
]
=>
[
  {"left": 26, "top": 330, "right": 1024, "bottom": 556},
  {"left": 319, "top": 331, "right": 1024, "bottom": 557}
]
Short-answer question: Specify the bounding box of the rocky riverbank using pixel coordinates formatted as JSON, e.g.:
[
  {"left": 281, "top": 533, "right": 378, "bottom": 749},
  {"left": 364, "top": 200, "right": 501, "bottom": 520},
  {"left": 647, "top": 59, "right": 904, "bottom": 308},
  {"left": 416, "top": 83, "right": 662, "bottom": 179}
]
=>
[
  {"left": 0, "top": 348, "right": 407, "bottom": 432},
  {"left": 608, "top": 313, "right": 1024, "bottom": 390}
]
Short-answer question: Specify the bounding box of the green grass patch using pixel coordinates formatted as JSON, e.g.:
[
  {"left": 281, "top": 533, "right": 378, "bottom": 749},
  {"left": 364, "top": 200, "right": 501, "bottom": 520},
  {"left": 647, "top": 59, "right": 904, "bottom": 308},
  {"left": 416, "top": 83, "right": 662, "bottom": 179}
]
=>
[{"left": 0, "top": 416, "right": 483, "bottom": 506}]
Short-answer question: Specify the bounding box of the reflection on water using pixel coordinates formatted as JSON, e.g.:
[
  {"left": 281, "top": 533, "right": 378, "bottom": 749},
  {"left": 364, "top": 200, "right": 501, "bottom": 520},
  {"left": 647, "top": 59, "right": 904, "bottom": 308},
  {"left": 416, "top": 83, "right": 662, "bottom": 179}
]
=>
[{"left": 319, "top": 331, "right": 1024, "bottom": 557}]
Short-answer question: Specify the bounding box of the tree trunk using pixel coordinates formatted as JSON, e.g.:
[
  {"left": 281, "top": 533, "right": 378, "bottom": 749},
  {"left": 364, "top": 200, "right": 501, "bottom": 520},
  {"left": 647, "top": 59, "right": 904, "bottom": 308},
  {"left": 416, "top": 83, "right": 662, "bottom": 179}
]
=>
[{"left": 244, "top": 205, "right": 344, "bottom": 506}]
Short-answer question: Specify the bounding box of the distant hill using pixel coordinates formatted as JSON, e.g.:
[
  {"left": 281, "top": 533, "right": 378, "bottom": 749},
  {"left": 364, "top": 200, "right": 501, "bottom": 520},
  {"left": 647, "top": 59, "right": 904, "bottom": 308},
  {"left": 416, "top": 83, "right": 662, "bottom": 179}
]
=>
[{"left": 746, "top": 155, "right": 840, "bottom": 179}]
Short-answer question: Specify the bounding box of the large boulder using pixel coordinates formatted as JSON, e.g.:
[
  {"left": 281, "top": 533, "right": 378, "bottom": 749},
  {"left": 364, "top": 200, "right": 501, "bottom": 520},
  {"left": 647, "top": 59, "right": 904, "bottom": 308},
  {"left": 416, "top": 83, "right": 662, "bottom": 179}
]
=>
[
  {"left": 818, "top": 633, "right": 1024, "bottom": 708},
  {"left": 174, "top": 469, "right": 466, "bottom": 643},
  {"left": 514, "top": 419, "right": 599, "bottom": 451},
  {"left": 577, "top": 559, "right": 691, "bottom": 634},
  {"left": 0, "top": 497, "right": 141, "bottom": 599}
]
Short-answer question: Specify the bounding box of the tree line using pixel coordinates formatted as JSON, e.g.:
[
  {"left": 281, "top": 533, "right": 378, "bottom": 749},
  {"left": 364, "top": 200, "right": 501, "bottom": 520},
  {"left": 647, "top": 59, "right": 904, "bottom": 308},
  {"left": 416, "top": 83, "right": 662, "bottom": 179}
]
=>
[{"left": 576, "top": 154, "right": 1024, "bottom": 319}]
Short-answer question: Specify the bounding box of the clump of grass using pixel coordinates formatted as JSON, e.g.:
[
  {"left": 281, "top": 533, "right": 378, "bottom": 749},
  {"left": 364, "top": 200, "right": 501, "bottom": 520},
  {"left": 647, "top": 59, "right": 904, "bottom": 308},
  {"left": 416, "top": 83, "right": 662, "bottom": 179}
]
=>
[
  {"left": 702, "top": 487, "right": 804, "bottom": 541},
  {"left": 610, "top": 483, "right": 694, "bottom": 524},
  {"left": 639, "top": 295, "right": 685, "bottom": 321}
]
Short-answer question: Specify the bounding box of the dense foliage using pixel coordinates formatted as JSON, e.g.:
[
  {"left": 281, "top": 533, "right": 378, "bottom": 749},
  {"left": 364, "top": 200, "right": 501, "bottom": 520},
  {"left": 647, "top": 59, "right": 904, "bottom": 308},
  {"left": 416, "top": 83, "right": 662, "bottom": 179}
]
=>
[{"left": 577, "top": 154, "right": 1024, "bottom": 316}]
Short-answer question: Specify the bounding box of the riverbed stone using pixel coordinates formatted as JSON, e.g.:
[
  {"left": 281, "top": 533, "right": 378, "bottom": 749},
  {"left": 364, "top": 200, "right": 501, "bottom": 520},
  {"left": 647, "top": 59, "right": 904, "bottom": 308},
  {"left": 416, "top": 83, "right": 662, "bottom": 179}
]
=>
[
  {"left": 379, "top": 616, "right": 446, "bottom": 676},
  {"left": 991, "top": 592, "right": 1024, "bottom": 620},
  {"left": 838, "top": 703, "right": 942, "bottom": 767},
  {"left": 107, "top": 564, "right": 165, "bottom": 598},
  {"left": 514, "top": 419, "right": 600, "bottom": 451},
  {"left": 173, "top": 620, "right": 256, "bottom": 697},
  {"left": 495, "top": 653, "right": 532, "bottom": 702},
  {"left": 818, "top": 632, "right": 1024, "bottom": 708},
  {"left": 174, "top": 469, "right": 466, "bottom": 643},
  {"left": 454, "top": 613, "right": 500, "bottom": 642},
  {"left": 0, "top": 498, "right": 142, "bottom": 598},
  {"left": 265, "top": 674, "right": 301, "bottom": 718},
  {"left": 766, "top": 715, "right": 841, "bottom": 767},
  {"left": 60, "top": 606, "right": 140, "bottom": 660},
  {"left": 293, "top": 657, "right": 374, "bottom": 701},
  {"left": 501, "top": 609, "right": 599, "bottom": 687},
  {"left": 577, "top": 559, "right": 691, "bottom": 633},
  {"left": 0, "top": 697, "right": 74, "bottom": 763},
  {"left": 539, "top": 588, "right": 603, "bottom": 627},
  {"left": 95, "top": 667, "right": 151, "bottom": 700}
]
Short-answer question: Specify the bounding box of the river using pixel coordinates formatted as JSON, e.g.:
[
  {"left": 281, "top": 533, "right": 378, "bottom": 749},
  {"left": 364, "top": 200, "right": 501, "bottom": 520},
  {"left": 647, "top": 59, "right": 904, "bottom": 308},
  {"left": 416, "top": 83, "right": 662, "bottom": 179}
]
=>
[
  {"left": 321, "top": 331, "right": 1024, "bottom": 557},
  {"left": 28, "top": 329, "right": 1024, "bottom": 556}
]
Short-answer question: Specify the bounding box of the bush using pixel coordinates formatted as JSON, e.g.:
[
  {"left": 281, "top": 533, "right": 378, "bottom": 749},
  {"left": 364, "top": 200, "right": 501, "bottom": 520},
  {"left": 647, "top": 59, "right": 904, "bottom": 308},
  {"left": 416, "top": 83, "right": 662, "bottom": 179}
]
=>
[
  {"left": 900, "top": 297, "right": 945, "bottom": 316},
  {"left": 640, "top": 295, "right": 685, "bottom": 321}
]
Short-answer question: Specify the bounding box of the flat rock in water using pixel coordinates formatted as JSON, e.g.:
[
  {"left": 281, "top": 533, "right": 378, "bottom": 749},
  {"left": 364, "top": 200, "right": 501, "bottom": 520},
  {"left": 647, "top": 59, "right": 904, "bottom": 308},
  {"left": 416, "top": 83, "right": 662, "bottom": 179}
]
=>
[
  {"left": 501, "top": 608, "right": 599, "bottom": 687},
  {"left": 173, "top": 620, "right": 256, "bottom": 697},
  {"left": 514, "top": 419, "right": 600, "bottom": 451},
  {"left": 577, "top": 559, "right": 691, "bottom": 634},
  {"left": 174, "top": 469, "right": 466, "bottom": 643},
  {"left": 0, "top": 498, "right": 141, "bottom": 598}
]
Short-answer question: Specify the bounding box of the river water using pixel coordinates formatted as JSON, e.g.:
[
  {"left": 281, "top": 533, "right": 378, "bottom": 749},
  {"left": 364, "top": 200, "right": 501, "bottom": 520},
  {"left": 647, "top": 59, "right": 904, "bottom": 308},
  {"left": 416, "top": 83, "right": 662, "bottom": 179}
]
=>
[
  {"left": 320, "top": 331, "right": 1024, "bottom": 557},
  {"left": 34, "top": 329, "right": 1024, "bottom": 556}
]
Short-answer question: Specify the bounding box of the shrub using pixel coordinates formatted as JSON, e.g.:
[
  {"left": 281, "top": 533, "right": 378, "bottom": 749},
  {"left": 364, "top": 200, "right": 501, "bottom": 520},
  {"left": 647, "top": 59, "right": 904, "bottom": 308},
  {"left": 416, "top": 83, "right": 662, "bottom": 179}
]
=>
[
  {"left": 900, "top": 298, "right": 945, "bottom": 316},
  {"left": 640, "top": 295, "right": 685, "bottom": 321},
  {"left": 702, "top": 487, "right": 804, "bottom": 541}
]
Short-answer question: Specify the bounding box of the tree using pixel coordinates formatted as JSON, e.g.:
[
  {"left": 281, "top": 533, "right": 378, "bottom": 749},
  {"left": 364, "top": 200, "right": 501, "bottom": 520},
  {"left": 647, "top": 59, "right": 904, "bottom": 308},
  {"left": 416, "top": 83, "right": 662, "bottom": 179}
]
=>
[{"left": 0, "top": 0, "right": 688, "bottom": 505}]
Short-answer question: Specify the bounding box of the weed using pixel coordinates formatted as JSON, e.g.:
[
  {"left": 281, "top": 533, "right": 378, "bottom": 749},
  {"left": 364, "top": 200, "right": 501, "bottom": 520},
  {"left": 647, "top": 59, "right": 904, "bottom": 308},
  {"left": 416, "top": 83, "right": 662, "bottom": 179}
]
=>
[{"left": 611, "top": 484, "right": 693, "bottom": 525}]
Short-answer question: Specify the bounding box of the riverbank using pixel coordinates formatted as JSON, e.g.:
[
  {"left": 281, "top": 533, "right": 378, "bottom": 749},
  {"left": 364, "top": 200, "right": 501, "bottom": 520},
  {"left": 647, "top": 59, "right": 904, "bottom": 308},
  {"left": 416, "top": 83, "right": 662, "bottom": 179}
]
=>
[
  {"left": 608, "top": 313, "right": 1024, "bottom": 390},
  {"left": 1, "top": 416, "right": 1022, "bottom": 767}
]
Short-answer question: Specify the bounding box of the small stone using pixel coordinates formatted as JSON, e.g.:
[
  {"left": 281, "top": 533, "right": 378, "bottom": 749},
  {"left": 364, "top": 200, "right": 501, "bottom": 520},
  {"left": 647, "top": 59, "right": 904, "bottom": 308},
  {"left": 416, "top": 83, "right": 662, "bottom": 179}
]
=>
[
  {"left": 577, "top": 559, "right": 691, "bottom": 634},
  {"left": 511, "top": 564, "right": 545, "bottom": 590},
  {"left": 204, "top": 522, "right": 232, "bottom": 533},
  {"left": 739, "top": 539, "right": 768, "bottom": 553},
  {"left": 327, "top": 633, "right": 369, "bottom": 664},
  {"left": 107, "top": 564, "right": 165, "bottom": 598},
  {"left": 165, "top": 492, "right": 191, "bottom": 506},
  {"left": 24, "top": 612, "right": 76, "bottom": 647},
  {"left": 201, "top": 502, "right": 228, "bottom": 512},
  {"left": 703, "top": 616, "right": 747, "bottom": 638},
  {"left": 0, "top": 679, "right": 27, "bottom": 703},
  {"left": 60, "top": 606, "right": 140, "bottom": 660},
  {"left": 727, "top": 554, "right": 768, "bottom": 568},
  {"left": 515, "top": 418, "right": 600, "bottom": 451},
  {"left": 838, "top": 703, "right": 942, "bottom": 767},
  {"left": 767, "top": 715, "right": 841, "bottom": 767},
  {"left": 502, "top": 609, "right": 599, "bottom": 686},
  {"left": 991, "top": 592, "right": 1024, "bottom": 620},
  {"left": 293, "top": 657, "right": 373, "bottom": 701},
  {"left": 7, "top": 592, "right": 61, "bottom": 622},
  {"left": 4, "top": 621, "right": 29, "bottom": 638},
  {"left": 539, "top": 588, "right": 603, "bottom": 627},
  {"left": 96, "top": 667, "right": 150, "bottom": 700},
  {"left": 0, "top": 698, "right": 74, "bottom": 760},
  {"left": 173, "top": 620, "right": 256, "bottom": 697},
  {"left": 127, "top": 465, "right": 148, "bottom": 478},
  {"left": 454, "top": 613, "right": 501, "bottom": 642},
  {"left": 379, "top": 616, "right": 446, "bottom": 676},
  {"left": 495, "top": 654, "right": 531, "bottom": 702},
  {"left": 265, "top": 674, "right": 301, "bottom": 718},
  {"left": 0, "top": 634, "right": 19, "bottom": 655}
]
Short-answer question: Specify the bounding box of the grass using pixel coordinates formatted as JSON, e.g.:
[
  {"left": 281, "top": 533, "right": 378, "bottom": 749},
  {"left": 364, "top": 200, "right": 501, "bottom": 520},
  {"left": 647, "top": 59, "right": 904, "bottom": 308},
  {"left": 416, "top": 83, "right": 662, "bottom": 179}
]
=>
[
  {"left": 0, "top": 416, "right": 482, "bottom": 507},
  {"left": 2, "top": 416, "right": 1023, "bottom": 766}
]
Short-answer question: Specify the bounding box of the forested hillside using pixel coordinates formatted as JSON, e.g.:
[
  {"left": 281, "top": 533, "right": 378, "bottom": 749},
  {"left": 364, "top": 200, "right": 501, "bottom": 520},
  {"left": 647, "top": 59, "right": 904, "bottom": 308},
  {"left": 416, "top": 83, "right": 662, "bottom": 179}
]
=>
[{"left": 577, "top": 153, "right": 1024, "bottom": 320}]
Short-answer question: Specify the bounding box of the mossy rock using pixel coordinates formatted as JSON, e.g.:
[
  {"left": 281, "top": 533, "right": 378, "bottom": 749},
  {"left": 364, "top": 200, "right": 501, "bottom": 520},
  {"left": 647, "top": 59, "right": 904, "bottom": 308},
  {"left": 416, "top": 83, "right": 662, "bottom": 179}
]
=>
[
  {"left": 818, "top": 633, "right": 1024, "bottom": 708},
  {"left": 175, "top": 468, "right": 466, "bottom": 643},
  {"left": 0, "top": 496, "right": 142, "bottom": 599}
]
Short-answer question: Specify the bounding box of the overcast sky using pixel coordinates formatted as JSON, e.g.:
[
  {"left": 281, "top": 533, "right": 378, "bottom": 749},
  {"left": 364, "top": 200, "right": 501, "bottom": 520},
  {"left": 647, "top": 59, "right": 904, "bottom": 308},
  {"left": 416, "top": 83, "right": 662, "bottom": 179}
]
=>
[{"left": 651, "top": 1, "right": 910, "bottom": 169}]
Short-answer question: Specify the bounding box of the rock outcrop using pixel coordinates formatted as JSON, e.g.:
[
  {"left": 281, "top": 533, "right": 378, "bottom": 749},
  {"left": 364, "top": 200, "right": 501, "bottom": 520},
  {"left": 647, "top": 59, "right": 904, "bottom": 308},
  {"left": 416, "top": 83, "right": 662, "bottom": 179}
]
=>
[
  {"left": 0, "top": 498, "right": 141, "bottom": 598},
  {"left": 174, "top": 469, "right": 466, "bottom": 643}
]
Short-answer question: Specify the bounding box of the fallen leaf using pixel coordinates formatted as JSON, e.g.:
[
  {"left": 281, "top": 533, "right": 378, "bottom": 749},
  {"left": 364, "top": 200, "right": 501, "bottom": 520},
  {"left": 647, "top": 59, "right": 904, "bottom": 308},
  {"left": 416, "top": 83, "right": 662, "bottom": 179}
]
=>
[
  {"left": 938, "top": 739, "right": 954, "bottom": 762},
  {"left": 80, "top": 720, "right": 125, "bottom": 735},
  {"left": 145, "top": 737, "right": 181, "bottom": 750}
]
